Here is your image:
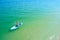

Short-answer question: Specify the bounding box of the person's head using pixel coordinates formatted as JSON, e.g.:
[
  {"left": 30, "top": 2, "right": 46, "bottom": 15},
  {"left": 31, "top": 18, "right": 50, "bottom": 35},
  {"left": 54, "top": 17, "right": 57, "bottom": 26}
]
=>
[{"left": 16, "top": 21, "right": 19, "bottom": 25}]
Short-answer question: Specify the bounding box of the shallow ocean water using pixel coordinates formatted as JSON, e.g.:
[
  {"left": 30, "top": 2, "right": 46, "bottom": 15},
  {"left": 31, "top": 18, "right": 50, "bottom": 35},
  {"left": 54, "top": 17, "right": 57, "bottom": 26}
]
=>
[
  {"left": 0, "top": 0, "right": 60, "bottom": 40},
  {"left": 0, "top": 11, "right": 60, "bottom": 40}
]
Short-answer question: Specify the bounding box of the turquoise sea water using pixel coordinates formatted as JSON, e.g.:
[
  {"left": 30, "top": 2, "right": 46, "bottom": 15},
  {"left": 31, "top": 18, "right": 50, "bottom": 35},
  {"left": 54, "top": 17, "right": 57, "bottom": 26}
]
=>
[
  {"left": 1, "top": 0, "right": 60, "bottom": 40},
  {"left": 0, "top": 10, "right": 46, "bottom": 40}
]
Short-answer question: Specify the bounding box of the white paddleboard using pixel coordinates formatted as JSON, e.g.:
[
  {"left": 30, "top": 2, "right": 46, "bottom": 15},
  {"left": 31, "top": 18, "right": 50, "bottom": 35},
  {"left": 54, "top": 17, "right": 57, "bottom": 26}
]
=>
[{"left": 10, "top": 22, "right": 23, "bottom": 31}]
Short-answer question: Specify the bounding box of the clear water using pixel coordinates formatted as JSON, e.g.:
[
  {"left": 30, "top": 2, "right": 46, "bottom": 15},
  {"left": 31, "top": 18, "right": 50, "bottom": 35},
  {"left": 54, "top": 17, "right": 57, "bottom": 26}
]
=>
[{"left": 0, "top": 0, "right": 60, "bottom": 40}]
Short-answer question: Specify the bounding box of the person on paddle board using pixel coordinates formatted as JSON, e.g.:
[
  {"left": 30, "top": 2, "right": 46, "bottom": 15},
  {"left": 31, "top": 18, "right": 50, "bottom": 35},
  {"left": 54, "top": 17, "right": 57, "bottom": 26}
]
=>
[{"left": 15, "top": 21, "right": 19, "bottom": 27}]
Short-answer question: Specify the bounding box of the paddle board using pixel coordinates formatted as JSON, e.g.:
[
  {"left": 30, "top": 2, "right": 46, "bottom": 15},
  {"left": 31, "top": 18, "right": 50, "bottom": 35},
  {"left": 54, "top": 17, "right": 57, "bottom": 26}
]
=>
[{"left": 10, "top": 22, "right": 23, "bottom": 31}]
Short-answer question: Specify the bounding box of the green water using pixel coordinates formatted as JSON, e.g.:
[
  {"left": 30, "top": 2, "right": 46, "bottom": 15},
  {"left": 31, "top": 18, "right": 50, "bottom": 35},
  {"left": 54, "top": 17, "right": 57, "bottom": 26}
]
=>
[
  {"left": 1, "top": 0, "right": 60, "bottom": 40},
  {"left": 0, "top": 10, "right": 60, "bottom": 40}
]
